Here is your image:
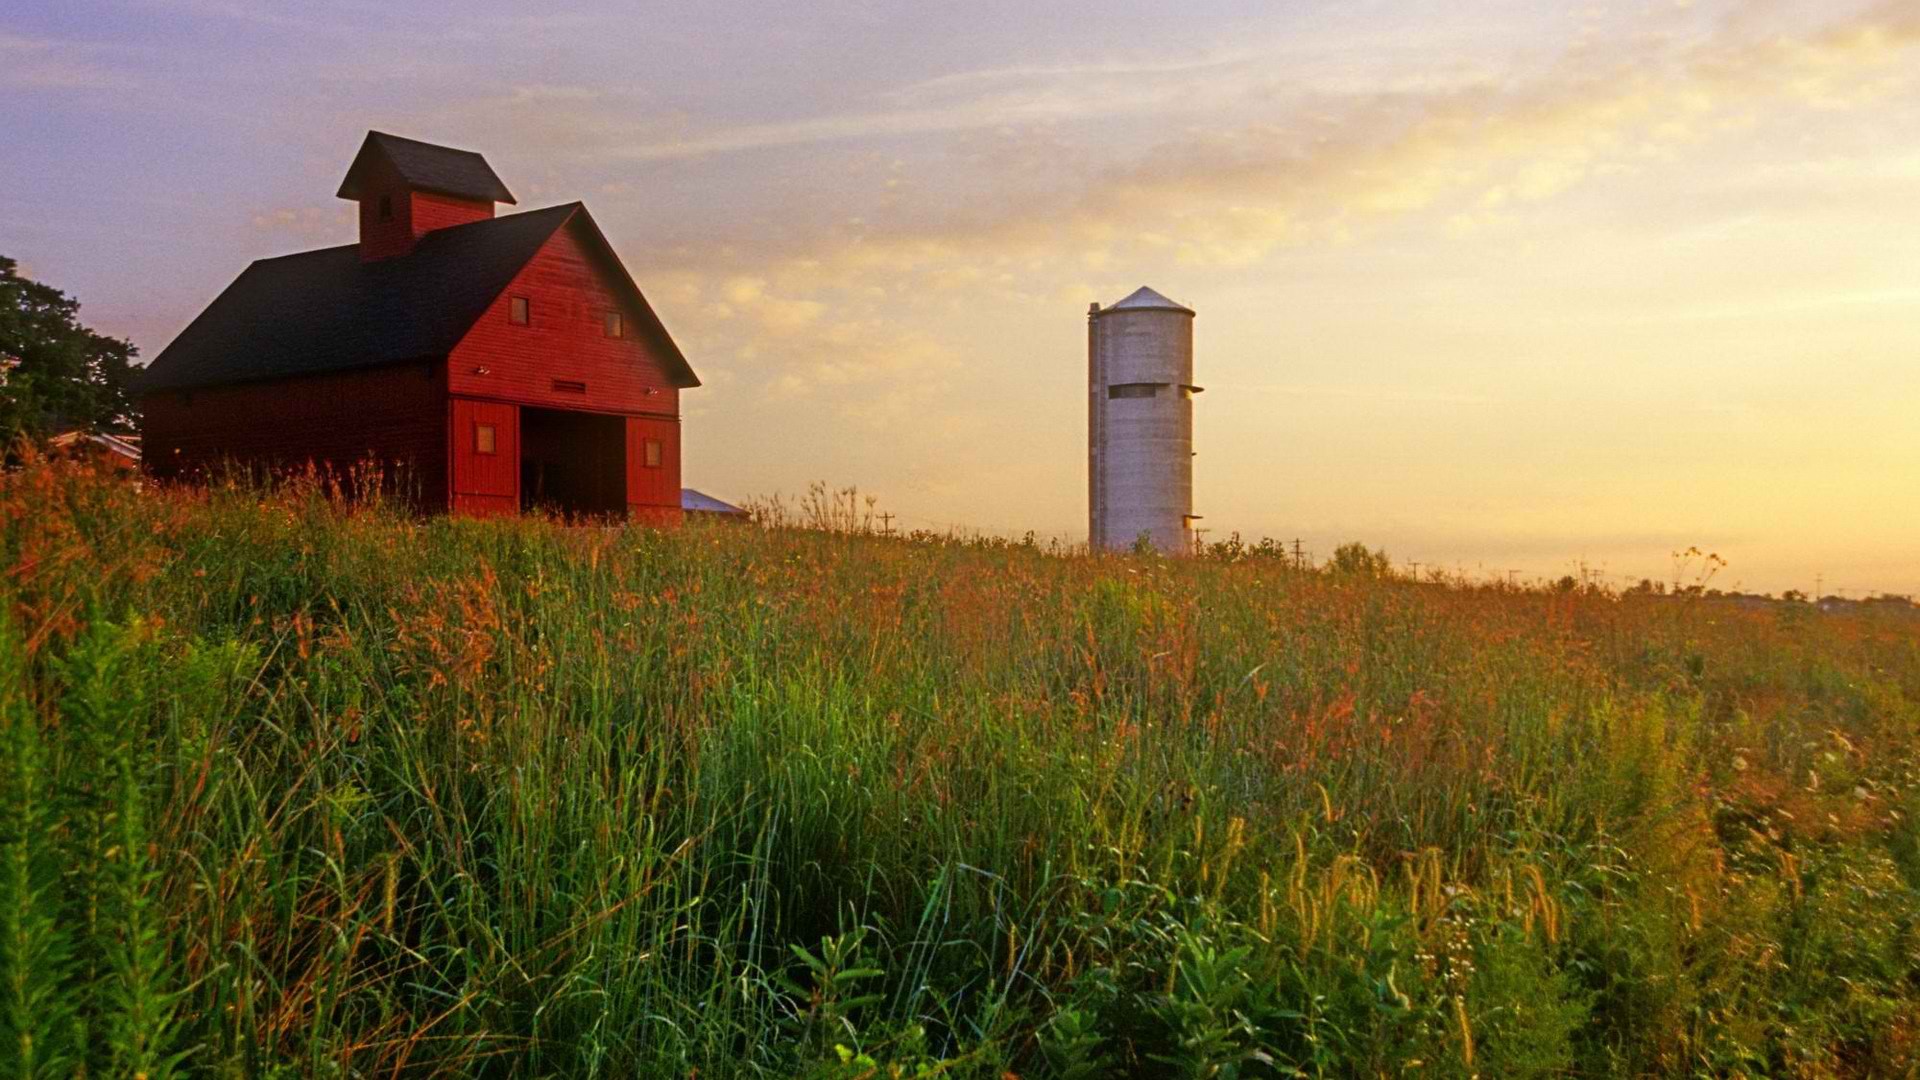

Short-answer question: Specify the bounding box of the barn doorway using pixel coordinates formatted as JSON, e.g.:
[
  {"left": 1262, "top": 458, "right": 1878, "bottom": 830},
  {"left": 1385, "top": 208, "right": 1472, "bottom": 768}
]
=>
[{"left": 518, "top": 407, "right": 626, "bottom": 518}]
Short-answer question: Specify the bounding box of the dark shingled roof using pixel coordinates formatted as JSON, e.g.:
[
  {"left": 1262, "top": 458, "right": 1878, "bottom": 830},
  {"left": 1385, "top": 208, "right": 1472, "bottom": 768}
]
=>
[
  {"left": 141, "top": 203, "right": 700, "bottom": 392},
  {"left": 336, "top": 131, "right": 516, "bottom": 205}
]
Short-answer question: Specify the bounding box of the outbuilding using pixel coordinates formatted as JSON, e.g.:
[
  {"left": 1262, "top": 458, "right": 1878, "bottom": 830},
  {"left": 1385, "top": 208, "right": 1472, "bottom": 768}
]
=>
[
  {"left": 140, "top": 131, "right": 699, "bottom": 521},
  {"left": 681, "top": 488, "right": 748, "bottom": 520},
  {"left": 48, "top": 430, "right": 142, "bottom": 471}
]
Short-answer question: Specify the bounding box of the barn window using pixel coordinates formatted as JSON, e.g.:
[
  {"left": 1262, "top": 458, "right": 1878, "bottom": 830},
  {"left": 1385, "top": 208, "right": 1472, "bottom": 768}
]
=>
[
  {"left": 509, "top": 296, "right": 530, "bottom": 325},
  {"left": 475, "top": 423, "right": 496, "bottom": 454},
  {"left": 378, "top": 194, "right": 393, "bottom": 221},
  {"left": 605, "top": 312, "right": 623, "bottom": 338},
  {"left": 552, "top": 379, "right": 586, "bottom": 394},
  {"left": 1108, "top": 383, "right": 1160, "bottom": 399},
  {"left": 644, "top": 440, "right": 662, "bottom": 468}
]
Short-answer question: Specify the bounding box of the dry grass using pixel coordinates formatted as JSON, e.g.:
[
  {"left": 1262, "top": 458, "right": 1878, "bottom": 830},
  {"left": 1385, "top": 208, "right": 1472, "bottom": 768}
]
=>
[{"left": 4, "top": 458, "right": 1920, "bottom": 1077}]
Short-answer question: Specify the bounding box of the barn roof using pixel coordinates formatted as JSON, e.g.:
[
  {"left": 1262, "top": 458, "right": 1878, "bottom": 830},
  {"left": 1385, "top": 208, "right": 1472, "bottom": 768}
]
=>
[
  {"left": 142, "top": 203, "right": 699, "bottom": 392},
  {"left": 336, "top": 131, "right": 516, "bottom": 204}
]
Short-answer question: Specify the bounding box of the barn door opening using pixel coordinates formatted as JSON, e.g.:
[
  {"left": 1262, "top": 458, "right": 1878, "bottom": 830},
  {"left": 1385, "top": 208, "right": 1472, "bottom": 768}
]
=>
[{"left": 518, "top": 407, "right": 626, "bottom": 518}]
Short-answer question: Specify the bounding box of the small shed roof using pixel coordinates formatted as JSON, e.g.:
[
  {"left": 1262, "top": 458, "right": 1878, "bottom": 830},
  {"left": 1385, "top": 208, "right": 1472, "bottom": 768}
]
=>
[
  {"left": 49, "top": 430, "right": 142, "bottom": 461},
  {"left": 681, "top": 488, "right": 746, "bottom": 515},
  {"left": 337, "top": 131, "right": 516, "bottom": 204}
]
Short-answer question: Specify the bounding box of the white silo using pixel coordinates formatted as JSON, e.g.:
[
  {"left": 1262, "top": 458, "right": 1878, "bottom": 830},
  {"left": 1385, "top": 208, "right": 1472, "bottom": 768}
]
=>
[{"left": 1088, "top": 286, "right": 1199, "bottom": 554}]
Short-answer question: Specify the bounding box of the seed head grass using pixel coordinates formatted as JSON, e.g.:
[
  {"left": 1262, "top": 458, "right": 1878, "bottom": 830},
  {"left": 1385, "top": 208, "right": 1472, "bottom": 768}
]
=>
[{"left": 4, "top": 459, "right": 1920, "bottom": 1076}]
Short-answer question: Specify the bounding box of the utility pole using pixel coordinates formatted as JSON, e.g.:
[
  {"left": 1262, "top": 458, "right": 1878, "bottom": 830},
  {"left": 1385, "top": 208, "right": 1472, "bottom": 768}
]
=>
[
  {"left": 878, "top": 512, "right": 896, "bottom": 536},
  {"left": 1291, "top": 538, "right": 1304, "bottom": 570}
]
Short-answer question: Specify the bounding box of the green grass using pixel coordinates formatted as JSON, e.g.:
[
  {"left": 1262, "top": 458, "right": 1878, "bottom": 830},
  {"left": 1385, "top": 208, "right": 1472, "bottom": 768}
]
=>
[{"left": 5, "top": 460, "right": 1920, "bottom": 1076}]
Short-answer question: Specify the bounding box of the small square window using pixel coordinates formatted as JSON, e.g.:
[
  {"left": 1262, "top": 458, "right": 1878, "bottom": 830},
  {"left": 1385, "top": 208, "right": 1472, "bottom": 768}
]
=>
[
  {"left": 509, "top": 296, "right": 530, "bottom": 325},
  {"left": 644, "top": 440, "right": 662, "bottom": 468},
  {"left": 475, "top": 423, "right": 496, "bottom": 454},
  {"left": 378, "top": 194, "right": 393, "bottom": 222},
  {"left": 605, "top": 312, "right": 623, "bottom": 338}
]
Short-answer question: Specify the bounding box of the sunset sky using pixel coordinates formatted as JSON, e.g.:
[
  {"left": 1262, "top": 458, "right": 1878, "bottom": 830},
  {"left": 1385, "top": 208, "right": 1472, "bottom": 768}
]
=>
[{"left": 4, "top": 0, "right": 1916, "bottom": 594}]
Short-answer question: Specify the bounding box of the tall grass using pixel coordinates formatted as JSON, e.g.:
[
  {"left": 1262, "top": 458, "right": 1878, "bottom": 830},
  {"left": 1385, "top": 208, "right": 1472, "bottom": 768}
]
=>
[{"left": 4, "top": 458, "right": 1920, "bottom": 1076}]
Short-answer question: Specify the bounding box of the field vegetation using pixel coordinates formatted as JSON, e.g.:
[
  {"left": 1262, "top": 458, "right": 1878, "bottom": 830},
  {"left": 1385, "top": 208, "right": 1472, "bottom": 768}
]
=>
[{"left": 5, "top": 461, "right": 1920, "bottom": 1077}]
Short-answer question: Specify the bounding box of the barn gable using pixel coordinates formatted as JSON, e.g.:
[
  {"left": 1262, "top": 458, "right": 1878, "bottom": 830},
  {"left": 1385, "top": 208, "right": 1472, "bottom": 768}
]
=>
[{"left": 449, "top": 207, "right": 697, "bottom": 406}]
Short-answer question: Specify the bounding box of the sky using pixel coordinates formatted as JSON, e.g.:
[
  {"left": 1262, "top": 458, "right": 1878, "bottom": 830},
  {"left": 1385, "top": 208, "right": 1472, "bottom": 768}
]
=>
[{"left": 3, "top": 0, "right": 1917, "bottom": 595}]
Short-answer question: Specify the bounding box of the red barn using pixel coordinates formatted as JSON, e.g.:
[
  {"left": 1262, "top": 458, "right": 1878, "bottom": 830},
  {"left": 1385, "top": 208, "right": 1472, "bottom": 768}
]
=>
[{"left": 140, "top": 131, "right": 699, "bottom": 522}]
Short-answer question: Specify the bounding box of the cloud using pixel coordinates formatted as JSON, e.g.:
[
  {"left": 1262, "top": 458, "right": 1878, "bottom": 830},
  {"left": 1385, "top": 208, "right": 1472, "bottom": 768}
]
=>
[
  {"left": 1247, "top": 384, "right": 1499, "bottom": 408},
  {"left": 887, "top": 51, "right": 1265, "bottom": 100},
  {"left": 247, "top": 205, "right": 354, "bottom": 241},
  {"left": 600, "top": 42, "right": 1292, "bottom": 163},
  {"left": 0, "top": 33, "right": 137, "bottom": 91},
  {"left": 132, "top": 0, "right": 352, "bottom": 36},
  {"left": 1077, "top": 4, "right": 1914, "bottom": 258}
]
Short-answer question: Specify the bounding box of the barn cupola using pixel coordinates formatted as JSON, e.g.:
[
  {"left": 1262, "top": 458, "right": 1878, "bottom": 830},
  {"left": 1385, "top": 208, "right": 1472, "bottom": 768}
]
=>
[{"left": 336, "top": 131, "right": 517, "bottom": 261}]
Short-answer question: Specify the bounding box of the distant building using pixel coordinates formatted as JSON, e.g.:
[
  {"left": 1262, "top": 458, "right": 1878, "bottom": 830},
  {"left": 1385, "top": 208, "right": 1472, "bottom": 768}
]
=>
[
  {"left": 48, "top": 430, "right": 141, "bottom": 470},
  {"left": 681, "top": 488, "right": 748, "bottom": 520},
  {"left": 1087, "top": 287, "right": 1200, "bottom": 554},
  {"left": 140, "top": 131, "right": 700, "bottom": 522}
]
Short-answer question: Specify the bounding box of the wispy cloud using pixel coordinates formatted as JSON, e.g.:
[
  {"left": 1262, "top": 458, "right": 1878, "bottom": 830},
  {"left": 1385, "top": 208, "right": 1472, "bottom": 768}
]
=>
[
  {"left": 889, "top": 51, "right": 1263, "bottom": 99},
  {"left": 1247, "top": 384, "right": 1499, "bottom": 407},
  {"left": 0, "top": 33, "right": 138, "bottom": 91},
  {"left": 248, "top": 205, "right": 354, "bottom": 242},
  {"left": 1061, "top": 2, "right": 1915, "bottom": 259}
]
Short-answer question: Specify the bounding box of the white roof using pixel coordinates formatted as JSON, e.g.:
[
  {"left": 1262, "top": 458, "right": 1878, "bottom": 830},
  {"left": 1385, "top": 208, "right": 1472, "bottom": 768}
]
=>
[
  {"left": 49, "top": 430, "right": 142, "bottom": 460},
  {"left": 681, "top": 488, "right": 746, "bottom": 515},
  {"left": 1104, "top": 286, "right": 1193, "bottom": 315}
]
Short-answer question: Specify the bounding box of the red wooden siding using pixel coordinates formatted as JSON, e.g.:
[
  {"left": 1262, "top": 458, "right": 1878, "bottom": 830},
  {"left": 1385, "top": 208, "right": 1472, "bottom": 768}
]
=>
[
  {"left": 354, "top": 155, "right": 417, "bottom": 261},
  {"left": 142, "top": 362, "right": 449, "bottom": 512},
  {"left": 625, "top": 415, "right": 681, "bottom": 523},
  {"left": 450, "top": 398, "right": 517, "bottom": 516},
  {"left": 410, "top": 191, "right": 493, "bottom": 235},
  {"left": 448, "top": 220, "right": 682, "bottom": 417},
  {"left": 353, "top": 156, "right": 495, "bottom": 260}
]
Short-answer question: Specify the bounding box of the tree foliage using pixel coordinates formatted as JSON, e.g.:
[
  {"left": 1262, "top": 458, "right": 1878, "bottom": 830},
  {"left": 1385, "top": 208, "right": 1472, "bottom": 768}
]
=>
[
  {"left": 1328, "top": 541, "right": 1392, "bottom": 578},
  {"left": 0, "top": 256, "right": 139, "bottom": 441}
]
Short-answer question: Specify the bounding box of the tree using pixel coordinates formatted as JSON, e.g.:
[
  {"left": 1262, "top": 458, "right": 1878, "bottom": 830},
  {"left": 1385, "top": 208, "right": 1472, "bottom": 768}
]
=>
[
  {"left": 1328, "top": 541, "right": 1392, "bottom": 578},
  {"left": 0, "top": 256, "right": 139, "bottom": 441}
]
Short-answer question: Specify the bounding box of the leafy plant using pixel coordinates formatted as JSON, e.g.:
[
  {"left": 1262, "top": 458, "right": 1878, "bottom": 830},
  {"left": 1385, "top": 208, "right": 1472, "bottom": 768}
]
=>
[{"left": 1, "top": 461, "right": 1919, "bottom": 1075}]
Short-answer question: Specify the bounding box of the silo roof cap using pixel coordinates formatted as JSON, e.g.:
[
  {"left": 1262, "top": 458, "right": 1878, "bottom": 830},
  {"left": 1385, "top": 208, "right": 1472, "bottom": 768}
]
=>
[{"left": 1104, "top": 286, "right": 1194, "bottom": 315}]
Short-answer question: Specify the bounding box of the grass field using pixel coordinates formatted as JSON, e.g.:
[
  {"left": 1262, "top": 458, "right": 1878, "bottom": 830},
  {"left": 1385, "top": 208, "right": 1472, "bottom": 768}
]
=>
[{"left": 5, "top": 461, "right": 1920, "bottom": 1077}]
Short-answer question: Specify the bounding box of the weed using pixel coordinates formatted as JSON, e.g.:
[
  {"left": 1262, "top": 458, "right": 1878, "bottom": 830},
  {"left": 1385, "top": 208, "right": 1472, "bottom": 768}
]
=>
[{"left": 3, "top": 459, "right": 1920, "bottom": 1075}]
